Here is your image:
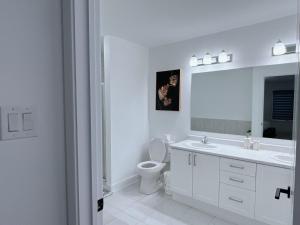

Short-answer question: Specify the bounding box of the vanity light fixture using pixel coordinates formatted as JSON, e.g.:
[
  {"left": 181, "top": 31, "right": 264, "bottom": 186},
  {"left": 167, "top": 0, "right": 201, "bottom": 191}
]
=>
[
  {"left": 272, "top": 40, "right": 296, "bottom": 56},
  {"left": 203, "top": 53, "right": 213, "bottom": 65},
  {"left": 273, "top": 40, "right": 287, "bottom": 56},
  {"left": 189, "top": 55, "right": 198, "bottom": 67},
  {"left": 218, "top": 50, "right": 230, "bottom": 63},
  {"left": 189, "top": 51, "right": 233, "bottom": 67}
]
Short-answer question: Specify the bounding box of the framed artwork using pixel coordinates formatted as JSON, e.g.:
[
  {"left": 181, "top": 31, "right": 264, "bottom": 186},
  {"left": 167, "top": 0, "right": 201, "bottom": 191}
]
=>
[{"left": 156, "top": 69, "right": 180, "bottom": 111}]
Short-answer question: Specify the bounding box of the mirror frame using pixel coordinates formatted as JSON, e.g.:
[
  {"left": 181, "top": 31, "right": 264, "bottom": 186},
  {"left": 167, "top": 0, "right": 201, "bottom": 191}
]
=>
[{"left": 189, "top": 62, "right": 298, "bottom": 147}]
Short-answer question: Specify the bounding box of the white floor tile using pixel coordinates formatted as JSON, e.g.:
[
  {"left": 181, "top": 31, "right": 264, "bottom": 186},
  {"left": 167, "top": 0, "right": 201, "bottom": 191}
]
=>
[
  {"left": 107, "top": 211, "right": 140, "bottom": 225},
  {"left": 209, "top": 217, "right": 236, "bottom": 225},
  {"left": 124, "top": 202, "right": 156, "bottom": 221},
  {"left": 144, "top": 215, "right": 188, "bottom": 225},
  {"left": 105, "top": 193, "right": 137, "bottom": 211},
  {"left": 108, "top": 218, "right": 137, "bottom": 225},
  {"left": 103, "top": 205, "right": 123, "bottom": 225},
  {"left": 104, "top": 183, "right": 235, "bottom": 225},
  {"left": 103, "top": 211, "right": 115, "bottom": 225},
  {"left": 143, "top": 217, "right": 166, "bottom": 225},
  {"left": 179, "top": 207, "right": 214, "bottom": 225},
  {"left": 156, "top": 198, "right": 190, "bottom": 219}
]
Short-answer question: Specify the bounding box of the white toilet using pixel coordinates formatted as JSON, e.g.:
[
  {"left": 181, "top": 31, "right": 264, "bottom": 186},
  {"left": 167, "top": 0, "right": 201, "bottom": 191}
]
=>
[{"left": 137, "top": 138, "right": 170, "bottom": 194}]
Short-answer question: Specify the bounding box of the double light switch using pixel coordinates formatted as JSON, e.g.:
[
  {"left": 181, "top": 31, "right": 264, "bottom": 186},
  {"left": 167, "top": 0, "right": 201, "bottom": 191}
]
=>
[
  {"left": 22, "top": 113, "right": 34, "bottom": 131},
  {"left": 8, "top": 113, "right": 20, "bottom": 132},
  {"left": 1, "top": 106, "right": 37, "bottom": 140}
]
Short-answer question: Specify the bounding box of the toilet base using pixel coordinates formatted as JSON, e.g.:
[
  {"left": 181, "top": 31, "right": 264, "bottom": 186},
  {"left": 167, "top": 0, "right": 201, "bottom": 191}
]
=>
[{"left": 139, "top": 173, "right": 163, "bottom": 195}]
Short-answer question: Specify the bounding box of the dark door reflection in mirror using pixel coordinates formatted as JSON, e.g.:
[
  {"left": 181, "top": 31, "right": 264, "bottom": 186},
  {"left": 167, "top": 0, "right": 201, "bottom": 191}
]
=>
[{"left": 263, "top": 75, "right": 295, "bottom": 140}]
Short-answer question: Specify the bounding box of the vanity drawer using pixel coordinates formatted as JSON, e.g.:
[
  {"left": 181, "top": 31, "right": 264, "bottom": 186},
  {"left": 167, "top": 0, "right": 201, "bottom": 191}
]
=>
[
  {"left": 219, "top": 184, "right": 255, "bottom": 218},
  {"left": 220, "top": 158, "right": 256, "bottom": 177},
  {"left": 220, "top": 171, "right": 256, "bottom": 191}
]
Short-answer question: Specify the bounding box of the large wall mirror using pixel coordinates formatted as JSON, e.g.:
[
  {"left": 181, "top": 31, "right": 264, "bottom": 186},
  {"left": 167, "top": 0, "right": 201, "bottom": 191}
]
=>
[{"left": 191, "top": 63, "right": 297, "bottom": 140}]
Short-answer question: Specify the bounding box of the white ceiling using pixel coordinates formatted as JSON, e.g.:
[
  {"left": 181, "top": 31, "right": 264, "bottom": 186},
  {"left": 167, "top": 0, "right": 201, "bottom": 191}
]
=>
[{"left": 101, "top": 0, "right": 297, "bottom": 47}]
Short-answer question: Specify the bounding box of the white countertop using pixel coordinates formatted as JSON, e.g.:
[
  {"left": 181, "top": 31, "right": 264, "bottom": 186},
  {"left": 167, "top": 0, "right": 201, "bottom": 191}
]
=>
[{"left": 170, "top": 139, "right": 294, "bottom": 169}]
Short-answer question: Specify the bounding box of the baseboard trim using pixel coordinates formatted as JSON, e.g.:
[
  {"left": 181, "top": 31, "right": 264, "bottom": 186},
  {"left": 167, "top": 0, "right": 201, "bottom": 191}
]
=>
[
  {"left": 111, "top": 174, "right": 140, "bottom": 192},
  {"left": 103, "top": 183, "right": 111, "bottom": 192}
]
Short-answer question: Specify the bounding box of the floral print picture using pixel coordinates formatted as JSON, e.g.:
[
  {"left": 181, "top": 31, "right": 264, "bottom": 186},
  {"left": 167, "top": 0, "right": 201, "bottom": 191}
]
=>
[{"left": 156, "top": 69, "right": 180, "bottom": 111}]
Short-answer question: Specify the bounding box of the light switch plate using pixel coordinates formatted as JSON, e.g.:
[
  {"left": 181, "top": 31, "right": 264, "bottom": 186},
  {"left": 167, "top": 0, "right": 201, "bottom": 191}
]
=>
[
  {"left": 22, "top": 106, "right": 37, "bottom": 138},
  {"left": 0, "top": 106, "right": 23, "bottom": 140},
  {"left": 0, "top": 106, "right": 37, "bottom": 140},
  {"left": 8, "top": 113, "right": 20, "bottom": 132},
  {"left": 23, "top": 113, "right": 34, "bottom": 131}
]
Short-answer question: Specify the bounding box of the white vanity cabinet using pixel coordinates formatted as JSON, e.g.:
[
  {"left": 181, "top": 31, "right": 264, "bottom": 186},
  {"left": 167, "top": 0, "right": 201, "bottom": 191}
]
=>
[
  {"left": 255, "top": 165, "right": 293, "bottom": 225},
  {"left": 193, "top": 153, "right": 219, "bottom": 206},
  {"left": 170, "top": 146, "right": 293, "bottom": 225},
  {"left": 171, "top": 148, "right": 219, "bottom": 206},
  {"left": 170, "top": 148, "right": 193, "bottom": 197}
]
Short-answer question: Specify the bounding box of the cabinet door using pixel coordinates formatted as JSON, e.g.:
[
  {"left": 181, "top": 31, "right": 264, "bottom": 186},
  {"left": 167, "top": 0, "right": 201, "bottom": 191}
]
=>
[
  {"left": 170, "top": 148, "right": 193, "bottom": 197},
  {"left": 255, "top": 165, "right": 293, "bottom": 225},
  {"left": 193, "top": 153, "right": 220, "bottom": 206}
]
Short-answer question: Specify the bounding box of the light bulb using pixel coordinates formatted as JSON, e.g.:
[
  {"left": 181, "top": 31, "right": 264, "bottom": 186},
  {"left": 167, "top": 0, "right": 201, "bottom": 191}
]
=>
[
  {"left": 218, "top": 50, "right": 229, "bottom": 63},
  {"left": 203, "top": 53, "right": 212, "bottom": 65},
  {"left": 189, "top": 55, "right": 198, "bottom": 67},
  {"left": 273, "top": 40, "right": 287, "bottom": 56}
]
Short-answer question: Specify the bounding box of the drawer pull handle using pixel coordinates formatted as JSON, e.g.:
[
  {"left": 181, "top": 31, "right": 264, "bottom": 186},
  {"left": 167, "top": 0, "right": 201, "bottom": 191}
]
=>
[
  {"left": 188, "top": 153, "right": 192, "bottom": 165},
  {"left": 229, "top": 177, "right": 244, "bottom": 183},
  {"left": 228, "top": 196, "right": 244, "bottom": 204},
  {"left": 229, "top": 164, "right": 245, "bottom": 170}
]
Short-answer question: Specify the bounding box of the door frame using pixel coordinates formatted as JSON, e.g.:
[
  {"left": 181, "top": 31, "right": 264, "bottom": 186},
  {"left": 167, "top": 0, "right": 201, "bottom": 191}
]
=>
[
  {"left": 293, "top": 60, "right": 300, "bottom": 224},
  {"left": 88, "top": 0, "right": 103, "bottom": 224},
  {"left": 292, "top": 1, "right": 300, "bottom": 224},
  {"left": 62, "top": 0, "right": 102, "bottom": 225},
  {"left": 61, "top": 0, "right": 300, "bottom": 224}
]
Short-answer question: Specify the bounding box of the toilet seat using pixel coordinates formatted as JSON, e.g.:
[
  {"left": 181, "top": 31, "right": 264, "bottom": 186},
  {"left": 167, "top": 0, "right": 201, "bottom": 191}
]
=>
[
  {"left": 137, "top": 138, "right": 169, "bottom": 194},
  {"left": 137, "top": 161, "right": 166, "bottom": 173}
]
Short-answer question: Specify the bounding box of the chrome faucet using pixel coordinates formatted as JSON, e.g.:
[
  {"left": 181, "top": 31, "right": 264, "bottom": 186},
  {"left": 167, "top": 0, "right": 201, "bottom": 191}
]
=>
[{"left": 201, "top": 136, "right": 208, "bottom": 144}]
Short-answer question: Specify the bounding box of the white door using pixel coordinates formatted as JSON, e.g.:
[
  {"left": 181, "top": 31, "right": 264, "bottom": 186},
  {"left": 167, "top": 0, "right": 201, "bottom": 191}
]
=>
[
  {"left": 255, "top": 165, "right": 293, "bottom": 225},
  {"left": 171, "top": 149, "right": 193, "bottom": 197},
  {"left": 193, "top": 153, "right": 220, "bottom": 206}
]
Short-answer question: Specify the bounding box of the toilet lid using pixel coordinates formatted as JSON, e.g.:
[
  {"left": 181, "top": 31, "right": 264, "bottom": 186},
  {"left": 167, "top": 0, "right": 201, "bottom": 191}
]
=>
[{"left": 149, "top": 138, "right": 167, "bottom": 162}]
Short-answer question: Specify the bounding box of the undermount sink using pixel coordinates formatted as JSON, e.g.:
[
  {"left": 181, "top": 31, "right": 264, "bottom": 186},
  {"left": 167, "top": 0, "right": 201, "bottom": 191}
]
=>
[
  {"left": 273, "top": 154, "right": 294, "bottom": 163},
  {"left": 185, "top": 141, "right": 217, "bottom": 149}
]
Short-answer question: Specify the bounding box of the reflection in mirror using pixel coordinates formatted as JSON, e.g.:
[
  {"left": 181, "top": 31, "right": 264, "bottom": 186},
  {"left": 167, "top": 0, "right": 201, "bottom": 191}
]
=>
[
  {"left": 263, "top": 75, "right": 295, "bottom": 140},
  {"left": 191, "top": 63, "right": 296, "bottom": 140},
  {"left": 191, "top": 68, "right": 253, "bottom": 136}
]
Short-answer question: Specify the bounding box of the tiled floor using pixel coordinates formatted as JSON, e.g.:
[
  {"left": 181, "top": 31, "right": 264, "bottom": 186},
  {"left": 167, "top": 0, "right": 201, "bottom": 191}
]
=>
[{"left": 103, "top": 183, "right": 235, "bottom": 225}]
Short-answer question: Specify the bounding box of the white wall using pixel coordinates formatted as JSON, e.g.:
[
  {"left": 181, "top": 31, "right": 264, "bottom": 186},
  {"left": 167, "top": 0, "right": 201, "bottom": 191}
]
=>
[
  {"left": 191, "top": 68, "right": 253, "bottom": 121},
  {"left": 104, "top": 36, "right": 149, "bottom": 190},
  {"left": 149, "top": 15, "right": 298, "bottom": 141},
  {"left": 0, "top": 1, "right": 66, "bottom": 225}
]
